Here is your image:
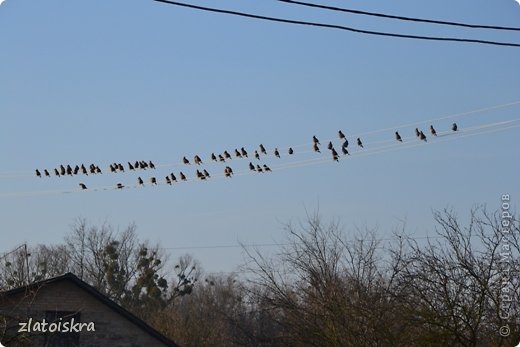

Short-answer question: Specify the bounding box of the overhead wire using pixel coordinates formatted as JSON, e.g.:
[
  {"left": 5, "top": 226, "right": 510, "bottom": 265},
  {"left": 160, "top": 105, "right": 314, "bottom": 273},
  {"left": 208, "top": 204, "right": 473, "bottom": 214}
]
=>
[
  {"left": 1, "top": 118, "right": 518, "bottom": 198},
  {"left": 152, "top": 0, "right": 520, "bottom": 48},
  {"left": 274, "top": 0, "right": 520, "bottom": 32}
]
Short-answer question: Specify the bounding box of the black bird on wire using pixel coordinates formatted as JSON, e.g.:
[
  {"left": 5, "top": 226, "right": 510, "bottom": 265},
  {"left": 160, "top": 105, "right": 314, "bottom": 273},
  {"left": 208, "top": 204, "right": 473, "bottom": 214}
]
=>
[
  {"left": 110, "top": 164, "right": 116, "bottom": 173},
  {"left": 196, "top": 170, "right": 205, "bottom": 180},
  {"left": 35, "top": 169, "right": 41, "bottom": 178},
  {"left": 183, "top": 157, "right": 190, "bottom": 165},
  {"left": 224, "top": 150, "right": 232, "bottom": 160},
  {"left": 342, "top": 146, "right": 349, "bottom": 156},
  {"left": 339, "top": 130, "right": 345, "bottom": 139},
  {"left": 313, "top": 143, "right": 320, "bottom": 153},
  {"left": 194, "top": 155, "right": 202, "bottom": 165},
  {"left": 234, "top": 149, "right": 242, "bottom": 158},
  {"left": 81, "top": 164, "right": 87, "bottom": 174},
  {"left": 150, "top": 177, "right": 157, "bottom": 185},
  {"left": 118, "top": 163, "right": 124, "bottom": 172},
  {"left": 211, "top": 153, "right": 217, "bottom": 161},
  {"left": 137, "top": 177, "right": 144, "bottom": 185},
  {"left": 327, "top": 141, "right": 333, "bottom": 150},
  {"left": 249, "top": 162, "right": 256, "bottom": 171},
  {"left": 66, "top": 165, "right": 73, "bottom": 176},
  {"left": 96, "top": 166, "right": 102, "bottom": 174},
  {"left": 135, "top": 161, "right": 140, "bottom": 169},
  {"left": 170, "top": 173, "right": 177, "bottom": 182},
  {"left": 313, "top": 135, "right": 320, "bottom": 145},
  {"left": 288, "top": 147, "right": 294, "bottom": 155},
  {"left": 259, "top": 144, "right": 267, "bottom": 155},
  {"left": 60, "top": 165, "right": 66, "bottom": 176},
  {"left": 342, "top": 139, "right": 349, "bottom": 148},
  {"left": 73, "top": 165, "right": 79, "bottom": 175},
  {"left": 256, "top": 165, "right": 263, "bottom": 173},
  {"left": 274, "top": 148, "right": 280, "bottom": 158},
  {"left": 331, "top": 148, "right": 339, "bottom": 162},
  {"left": 357, "top": 138, "right": 363, "bottom": 148},
  {"left": 79, "top": 183, "right": 87, "bottom": 190},
  {"left": 44, "top": 169, "right": 50, "bottom": 177},
  {"left": 224, "top": 166, "right": 233, "bottom": 177},
  {"left": 263, "top": 164, "right": 272, "bottom": 172},
  {"left": 166, "top": 176, "right": 172, "bottom": 185},
  {"left": 149, "top": 160, "right": 156, "bottom": 169},
  {"left": 415, "top": 128, "right": 421, "bottom": 138},
  {"left": 180, "top": 172, "right": 187, "bottom": 181},
  {"left": 419, "top": 131, "right": 427, "bottom": 142},
  {"left": 218, "top": 154, "right": 226, "bottom": 162},
  {"left": 128, "top": 162, "right": 135, "bottom": 170},
  {"left": 452, "top": 122, "right": 458, "bottom": 131},
  {"left": 203, "top": 169, "right": 210, "bottom": 178},
  {"left": 430, "top": 125, "right": 437, "bottom": 136},
  {"left": 254, "top": 150, "right": 260, "bottom": 160},
  {"left": 395, "top": 131, "right": 402, "bottom": 142},
  {"left": 54, "top": 168, "right": 60, "bottom": 177},
  {"left": 116, "top": 183, "right": 124, "bottom": 189},
  {"left": 241, "top": 147, "right": 248, "bottom": 157}
]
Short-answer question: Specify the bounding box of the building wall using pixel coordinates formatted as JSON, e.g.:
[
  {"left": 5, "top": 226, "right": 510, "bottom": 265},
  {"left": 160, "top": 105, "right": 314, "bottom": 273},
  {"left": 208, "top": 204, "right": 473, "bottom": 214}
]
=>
[{"left": 0, "top": 280, "right": 172, "bottom": 347}]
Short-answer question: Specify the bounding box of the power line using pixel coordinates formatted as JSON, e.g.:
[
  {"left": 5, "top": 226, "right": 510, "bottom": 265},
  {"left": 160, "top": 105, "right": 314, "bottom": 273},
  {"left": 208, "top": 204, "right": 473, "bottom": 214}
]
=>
[
  {"left": 1, "top": 118, "right": 518, "bottom": 198},
  {"left": 275, "top": 0, "right": 520, "bottom": 32},
  {"left": 152, "top": 0, "right": 520, "bottom": 48}
]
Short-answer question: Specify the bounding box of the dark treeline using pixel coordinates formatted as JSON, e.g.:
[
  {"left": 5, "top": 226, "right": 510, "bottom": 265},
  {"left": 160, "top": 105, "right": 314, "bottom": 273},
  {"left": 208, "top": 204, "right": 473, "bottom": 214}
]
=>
[{"left": 1, "top": 207, "right": 519, "bottom": 346}]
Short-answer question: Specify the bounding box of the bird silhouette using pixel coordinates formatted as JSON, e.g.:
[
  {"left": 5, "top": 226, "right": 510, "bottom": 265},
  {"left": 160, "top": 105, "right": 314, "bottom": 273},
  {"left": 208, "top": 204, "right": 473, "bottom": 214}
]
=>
[
  {"left": 342, "top": 139, "right": 349, "bottom": 148},
  {"left": 256, "top": 165, "right": 263, "bottom": 173},
  {"left": 357, "top": 138, "right": 363, "bottom": 148},
  {"left": 342, "top": 147, "right": 349, "bottom": 155},
  {"left": 259, "top": 144, "right": 267, "bottom": 155},
  {"left": 263, "top": 164, "right": 272, "bottom": 172},
  {"left": 452, "top": 123, "right": 458, "bottom": 131},
  {"left": 313, "top": 143, "right": 320, "bottom": 153},
  {"left": 135, "top": 161, "right": 140, "bottom": 169},
  {"left": 313, "top": 136, "right": 320, "bottom": 145},
  {"left": 288, "top": 147, "right": 294, "bottom": 155},
  {"left": 150, "top": 177, "right": 157, "bottom": 185},
  {"left": 254, "top": 150, "right": 260, "bottom": 160},
  {"left": 137, "top": 177, "right": 144, "bottom": 185},
  {"left": 96, "top": 166, "right": 102, "bottom": 174},
  {"left": 203, "top": 169, "right": 210, "bottom": 178},
  {"left": 415, "top": 128, "right": 421, "bottom": 137},
  {"left": 81, "top": 164, "right": 87, "bottom": 175},
  {"left": 331, "top": 148, "right": 339, "bottom": 162},
  {"left": 234, "top": 149, "right": 242, "bottom": 158},
  {"left": 183, "top": 157, "right": 190, "bottom": 165},
  {"left": 35, "top": 169, "right": 41, "bottom": 178},
  {"left": 224, "top": 150, "right": 232, "bottom": 159},
  {"left": 196, "top": 170, "right": 204, "bottom": 179},
  {"left": 79, "top": 183, "right": 87, "bottom": 190},
  {"left": 241, "top": 147, "right": 248, "bottom": 157},
  {"left": 60, "top": 165, "right": 66, "bottom": 176},
  {"left": 218, "top": 154, "right": 226, "bottom": 162},
  {"left": 194, "top": 155, "right": 202, "bottom": 165},
  {"left": 170, "top": 173, "right": 177, "bottom": 182},
  {"left": 274, "top": 148, "right": 280, "bottom": 158},
  {"left": 327, "top": 141, "right": 333, "bottom": 150},
  {"left": 54, "top": 168, "right": 60, "bottom": 177},
  {"left": 128, "top": 162, "right": 135, "bottom": 170},
  {"left": 166, "top": 176, "right": 172, "bottom": 185},
  {"left": 141, "top": 161, "right": 149, "bottom": 169},
  {"left": 90, "top": 165, "right": 96, "bottom": 174},
  {"left": 149, "top": 161, "right": 156, "bottom": 169},
  {"left": 419, "top": 131, "right": 427, "bottom": 142},
  {"left": 249, "top": 162, "right": 256, "bottom": 171},
  {"left": 430, "top": 125, "right": 437, "bottom": 136},
  {"left": 110, "top": 165, "right": 116, "bottom": 173},
  {"left": 180, "top": 172, "right": 187, "bottom": 181},
  {"left": 44, "top": 169, "right": 50, "bottom": 177},
  {"left": 118, "top": 163, "right": 124, "bottom": 172},
  {"left": 339, "top": 130, "right": 345, "bottom": 139},
  {"left": 395, "top": 131, "right": 402, "bottom": 142},
  {"left": 116, "top": 183, "right": 124, "bottom": 189},
  {"left": 73, "top": 165, "right": 79, "bottom": 175},
  {"left": 224, "top": 166, "right": 233, "bottom": 177},
  {"left": 211, "top": 153, "right": 217, "bottom": 161},
  {"left": 66, "top": 165, "right": 73, "bottom": 176}
]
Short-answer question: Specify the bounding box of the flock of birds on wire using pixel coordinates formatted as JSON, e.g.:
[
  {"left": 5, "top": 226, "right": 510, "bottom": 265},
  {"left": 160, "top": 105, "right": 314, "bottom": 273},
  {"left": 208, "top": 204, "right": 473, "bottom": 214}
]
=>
[{"left": 33, "top": 123, "right": 459, "bottom": 191}]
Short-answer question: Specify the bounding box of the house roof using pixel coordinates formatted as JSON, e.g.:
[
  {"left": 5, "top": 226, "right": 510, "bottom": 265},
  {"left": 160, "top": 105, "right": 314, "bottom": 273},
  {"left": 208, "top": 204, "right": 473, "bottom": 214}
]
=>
[{"left": 1, "top": 272, "right": 179, "bottom": 347}]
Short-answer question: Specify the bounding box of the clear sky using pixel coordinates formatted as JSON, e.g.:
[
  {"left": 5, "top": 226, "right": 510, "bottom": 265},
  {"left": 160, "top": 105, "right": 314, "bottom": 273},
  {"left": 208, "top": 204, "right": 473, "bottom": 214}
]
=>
[{"left": 1, "top": 0, "right": 519, "bottom": 274}]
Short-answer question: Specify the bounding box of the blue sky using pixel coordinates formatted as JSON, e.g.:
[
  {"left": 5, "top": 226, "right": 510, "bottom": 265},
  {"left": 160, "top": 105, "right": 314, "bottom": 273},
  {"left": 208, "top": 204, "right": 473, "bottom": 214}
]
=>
[{"left": 1, "top": 0, "right": 519, "bottom": 273}]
